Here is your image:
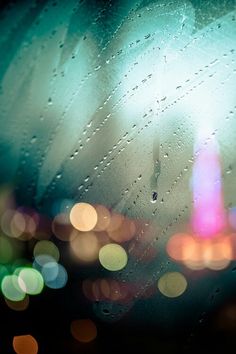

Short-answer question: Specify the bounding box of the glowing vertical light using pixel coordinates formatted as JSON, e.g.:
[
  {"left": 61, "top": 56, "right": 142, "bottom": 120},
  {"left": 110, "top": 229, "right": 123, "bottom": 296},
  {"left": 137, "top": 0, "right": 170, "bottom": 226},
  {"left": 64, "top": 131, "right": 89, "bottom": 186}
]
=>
[{"left": 191, "top": 137, "right": 226, "bottom": 238}]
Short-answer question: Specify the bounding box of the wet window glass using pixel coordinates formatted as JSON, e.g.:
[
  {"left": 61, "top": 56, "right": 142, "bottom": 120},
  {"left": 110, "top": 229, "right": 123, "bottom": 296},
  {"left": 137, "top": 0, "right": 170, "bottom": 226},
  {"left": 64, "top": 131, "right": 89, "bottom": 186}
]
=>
[{"left": 0, "top": 1, "right": 236, "bottom": 353}]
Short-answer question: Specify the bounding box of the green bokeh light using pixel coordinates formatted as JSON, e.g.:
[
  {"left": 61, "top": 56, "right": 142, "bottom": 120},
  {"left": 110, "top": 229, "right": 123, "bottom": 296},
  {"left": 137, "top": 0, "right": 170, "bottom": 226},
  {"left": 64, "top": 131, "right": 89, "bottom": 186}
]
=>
[
  {"left": 1, "top": 274, "right": 25, "bottom": 301},
  {"left": 18, "top": 268, "right": 44, "bottom": 295},
  {"left": 0, "top": 236, "right": 13, "bottom": 263}
]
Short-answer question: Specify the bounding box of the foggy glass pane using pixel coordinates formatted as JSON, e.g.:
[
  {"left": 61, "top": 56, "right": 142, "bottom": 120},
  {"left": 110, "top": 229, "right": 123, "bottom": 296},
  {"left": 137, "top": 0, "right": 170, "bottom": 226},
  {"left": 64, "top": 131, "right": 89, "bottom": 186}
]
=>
[{"left": 0, "top": 0, "right": 236, "bottom": 353}]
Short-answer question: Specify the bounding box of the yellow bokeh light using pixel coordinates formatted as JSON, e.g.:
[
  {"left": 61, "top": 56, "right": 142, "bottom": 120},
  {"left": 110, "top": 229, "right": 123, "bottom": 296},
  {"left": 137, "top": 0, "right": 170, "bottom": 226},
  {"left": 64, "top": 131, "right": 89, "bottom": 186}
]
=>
[
  {"left": 158, "top": 272, "right": 187, "bottom": 298},
  {"left": 206, "top": 257, "right": 231, "bottom": 270},
  {"left": 203, "top": 237, "right": 232, "bottom": 270},
  {"left": 99, "top": 243, "right": 128, "bottom": 271},
  {"left": 1, "top": 209, "right": 36, "bottom": 240},
  {"left": 13, "top": 335, "right": 38, "bottom": 354},
  {"left": 33, "top": 240, "right": 60, "bottom": 262},
  {"left": 69, "top": 202, "right": 98, "bottom": 232},
  {"left": 70, "top": 319, "right": 97, "bottom": 343},
  {"left": 1, "top": 210, "right": 19, "bottom": 237}
]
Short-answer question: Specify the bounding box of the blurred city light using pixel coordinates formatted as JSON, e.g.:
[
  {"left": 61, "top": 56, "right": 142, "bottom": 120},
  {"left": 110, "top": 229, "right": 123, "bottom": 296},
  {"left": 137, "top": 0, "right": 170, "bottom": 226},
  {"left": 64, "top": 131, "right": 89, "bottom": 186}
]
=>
[
  {"left": 70, "top": 319, "right": 97, "bottom": 343},
  {"left": 99, "top": 243, "right": 128, "bottom": 271},
  {"left": 13, "top": 335, "right": 38, "bottom": 354}
]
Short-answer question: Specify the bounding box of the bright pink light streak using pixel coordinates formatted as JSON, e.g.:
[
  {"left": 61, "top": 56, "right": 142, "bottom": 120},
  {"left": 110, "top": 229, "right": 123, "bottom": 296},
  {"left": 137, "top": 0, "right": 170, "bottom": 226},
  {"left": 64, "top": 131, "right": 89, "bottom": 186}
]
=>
[{"left": 191, "top": 139, "right": 226, "bottom": 238}]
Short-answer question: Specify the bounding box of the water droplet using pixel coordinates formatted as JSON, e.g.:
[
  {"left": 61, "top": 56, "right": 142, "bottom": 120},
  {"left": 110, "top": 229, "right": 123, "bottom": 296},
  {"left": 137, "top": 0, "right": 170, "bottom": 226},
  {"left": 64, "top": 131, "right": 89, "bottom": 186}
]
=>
[
  {"left": 151, "top": 191, "right": 158, "bottom": 203},
  {"left": 48, "top": 97, "right": 53, "bottom": 105},
  {"left": 31, "top": 136, "right": 37, "bottom": 144},
  {"left": 226, "top": 165, "right": 232, "bottom": 174},
  {"left": 102, "top": 308, "right": 110, "bottom": 315},
  {"left": 56, "top": 173, "right": 62, "bottom": 179}
]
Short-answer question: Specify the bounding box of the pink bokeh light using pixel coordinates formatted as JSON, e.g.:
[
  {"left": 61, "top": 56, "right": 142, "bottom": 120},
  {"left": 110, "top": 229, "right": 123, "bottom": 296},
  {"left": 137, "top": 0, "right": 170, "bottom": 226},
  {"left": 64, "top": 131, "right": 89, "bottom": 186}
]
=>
[{"left": 191, "top": 139, "right": 226, "bottom": 238}]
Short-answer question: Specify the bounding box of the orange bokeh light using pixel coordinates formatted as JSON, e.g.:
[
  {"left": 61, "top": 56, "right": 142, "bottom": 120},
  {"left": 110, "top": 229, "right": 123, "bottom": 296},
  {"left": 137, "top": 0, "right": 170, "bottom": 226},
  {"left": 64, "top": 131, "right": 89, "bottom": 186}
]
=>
[
  {"left": 52, "top": 213, "right": 77, "bottom": 241},
  {"left": 108, "top": 217, "right": 136, "bottom": 243},
  {"left": 5, "top": 295, "right": 29, "bottom": 312},
  {"left": 106, "top": 212, "right": 124, "bottom": 232},
  {"left": 13, "top": 335, "right": 38, "bottom": 354},
  {"left": 82, "top": 278, "right": 134, "bottom": 303},
  {"left": 70, "top": 231, "right": 99, "bottom": 263},
  {"left": 70, "top": 319, "right": 97, "bottom": 343},
  {"left": 167, "top": 233, "right": 233, "bottom": 270},
  {"left": 70, "top": 203, "right": 98, "bottom": 232},
  {"left": 166, "top": 233, "right": 195, "bottom": 261},
  {"left": 93, "top": 205, "right": 111, "bottom": 231}
]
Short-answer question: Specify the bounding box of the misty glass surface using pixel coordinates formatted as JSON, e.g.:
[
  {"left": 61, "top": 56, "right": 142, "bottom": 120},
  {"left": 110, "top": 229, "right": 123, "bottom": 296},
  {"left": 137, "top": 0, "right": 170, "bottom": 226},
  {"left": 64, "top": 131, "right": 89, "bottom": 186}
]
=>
[{"left": 0, "top": 0, "right": 236, "bottom": 353}]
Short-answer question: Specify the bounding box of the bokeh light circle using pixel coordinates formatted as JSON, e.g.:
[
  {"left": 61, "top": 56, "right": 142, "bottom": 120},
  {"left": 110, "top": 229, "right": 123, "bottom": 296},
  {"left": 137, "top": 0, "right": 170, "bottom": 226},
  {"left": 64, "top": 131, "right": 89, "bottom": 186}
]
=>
[
  {"left": 52, "top": 213, "right": 77, "bottom": 241},
  {"left": 13, "top": 335, "right": 38, "bottom": 354},
  {"left": 69, "top": 203, "right": 98, "bottom": 232},
  {"left": 5, "top": 295, "right": 29, "bottom": 311},
  {"left": 99, "top": 243, "right": 128, "bottom": 271},
  {"left": 158, "top": 272, "right": 187, "bottom": 298},
  {"left": 33, "top": 240, "right": 60, "bottom": 262},
  {"left": 33, "top": 254, "right": 57, "bottom": 268},
  {"left": 41, "top": 261, "right": 59, "bottom": 282},
  {"left": 18, "top": 268, "right": 44, "bottom": 295},
  {"left": 70, "top": 319, "right": 97, "bottom": 343},
  {"left": 44, "top": 264, "right": 68, "bottom": 289},
  {"left": 1, "top": 274, "right": 26, "bottom": 301},
  {"left": 0, "top": 236, "right": 13, "bottom": 263},
  {"left": 93, "top": 205, "right": 111, "bottom": 231},
  {"left": 70, "top": 232, "right": 99, "bottom": 263}
]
